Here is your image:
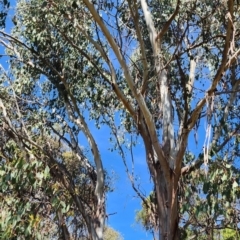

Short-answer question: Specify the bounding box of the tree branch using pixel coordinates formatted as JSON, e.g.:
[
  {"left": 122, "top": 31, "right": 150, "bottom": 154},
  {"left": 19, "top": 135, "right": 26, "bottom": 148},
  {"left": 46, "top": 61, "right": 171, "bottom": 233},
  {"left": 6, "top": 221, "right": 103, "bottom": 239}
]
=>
[
  {"left": 155, "top": 0, "right": 181, "bottom": 42},
  {"left": 126, "top": 0, "right": 149, "bottom": 94},
  {"left": 186, "top": 0, "right": 236, "bottom": 131},
  {"left": 181, "top": 125, "right": 240, "bottom": 175}
]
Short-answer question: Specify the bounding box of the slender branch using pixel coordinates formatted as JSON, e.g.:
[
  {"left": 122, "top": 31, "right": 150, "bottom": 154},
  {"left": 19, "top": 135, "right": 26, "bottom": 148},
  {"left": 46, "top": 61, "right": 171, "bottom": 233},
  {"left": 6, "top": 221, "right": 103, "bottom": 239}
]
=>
[
  {"left": 64, "top": 100, "right": 104, "bottom": 200},
  {"left": 105, "top": 114, "right": 147, "bottom": 204},
  {"left": 58, "top": 29, "right": 111, "bottom": 82},
  {"left": 212, "top": 78, "right": 240, "bottom": 146},
  {"left": 181, "top": 125, "right": 240, "bottom": 174},
  {"left": 155, "top": 0, "right": 181, "bottom": 41},
  {"left": 214, "top": 90, "right": 240, "bottom": 95},
  {"left": 61, "top": 10, "right": 138, "bottom": 121},
  {"left": 126, "top": 0, "right": 149, "bottom": 94},
  {"left": 49, "top": 122, "right": 97, "bottom": 181},
  {"left": 186, "top": 0, "right": 236, "bottom": 131}
]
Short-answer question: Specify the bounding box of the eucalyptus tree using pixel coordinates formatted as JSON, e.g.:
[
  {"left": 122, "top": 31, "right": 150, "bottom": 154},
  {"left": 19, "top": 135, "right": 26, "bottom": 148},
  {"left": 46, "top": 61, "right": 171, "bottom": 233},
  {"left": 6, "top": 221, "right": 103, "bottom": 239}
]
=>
[
  {"left": 0, "top": 64, "right": 109, "bottom": 240},
  {"left": 65, "top": 0, "right": 240, "bottom": 239},
  {"left": 0, "top": 0, "right": 107, "bottom": 239},
  {"left": 0, "top": 0, "right": 240, "bottom": 240}
]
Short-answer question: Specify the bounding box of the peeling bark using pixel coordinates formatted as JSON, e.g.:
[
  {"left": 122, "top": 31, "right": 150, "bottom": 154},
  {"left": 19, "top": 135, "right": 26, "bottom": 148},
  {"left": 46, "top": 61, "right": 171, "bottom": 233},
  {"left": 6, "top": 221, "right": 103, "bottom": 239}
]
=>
[{"left": 140, "top": 0, "right": 181, "bottom": 238}]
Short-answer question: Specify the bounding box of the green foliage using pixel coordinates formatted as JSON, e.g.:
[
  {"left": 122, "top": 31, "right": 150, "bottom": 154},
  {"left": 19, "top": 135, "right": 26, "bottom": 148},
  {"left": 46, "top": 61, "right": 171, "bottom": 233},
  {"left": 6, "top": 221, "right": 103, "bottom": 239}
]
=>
[
  {"left": 0, "top": 0, "right": 110, "bottom": 238},
  {"left": 103, "top": 226, "right": 123, "bottom": 240},
  {"left": 221, "top": 228, "right": 240, "bottom": 240},
  {"left": 0, "top": 149, "right": 56, "bottom": 239},
  {"left": 136, "top": 192, "right": 158, "bottom": 232},
  {"left": 0, "top": 131, "right": 104, "bottom": 239},
  {"left": 12, "top": 0, "right": 114, "bottom": 122}
]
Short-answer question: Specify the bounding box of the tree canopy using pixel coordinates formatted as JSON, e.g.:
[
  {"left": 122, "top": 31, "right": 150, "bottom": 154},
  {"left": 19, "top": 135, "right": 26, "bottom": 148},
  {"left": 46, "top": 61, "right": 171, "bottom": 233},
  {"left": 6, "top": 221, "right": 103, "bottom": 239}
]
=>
[{"left": 0, "top": 0, "right": 240, "bottom": 239}]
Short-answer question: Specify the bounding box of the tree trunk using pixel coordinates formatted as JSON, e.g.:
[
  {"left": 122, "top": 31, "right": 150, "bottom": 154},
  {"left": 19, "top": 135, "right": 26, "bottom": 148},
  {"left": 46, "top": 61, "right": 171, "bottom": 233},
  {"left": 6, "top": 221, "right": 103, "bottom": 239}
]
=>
[
  {"left": 142, "top": 136, "right": 180, "bottom": 240},
  {"left": 156, "top": 168, "right": 179, "bottom": 240}
]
